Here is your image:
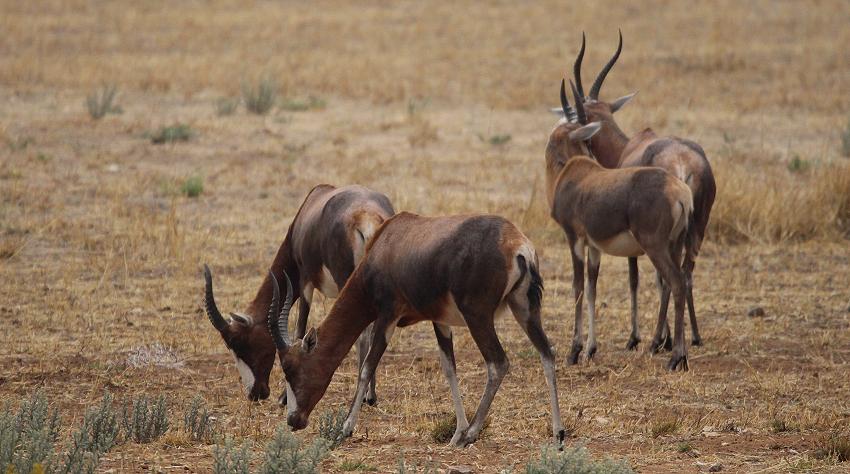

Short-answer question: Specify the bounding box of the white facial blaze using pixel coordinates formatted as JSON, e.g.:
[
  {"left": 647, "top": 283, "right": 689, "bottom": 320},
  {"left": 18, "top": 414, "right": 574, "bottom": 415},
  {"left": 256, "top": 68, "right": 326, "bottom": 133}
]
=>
[
  {"left": 286, "top": 383, "right": 298, "bottom": 417},
  {"left": 230, "top": 351, "right": 255, "bottom": 394}
]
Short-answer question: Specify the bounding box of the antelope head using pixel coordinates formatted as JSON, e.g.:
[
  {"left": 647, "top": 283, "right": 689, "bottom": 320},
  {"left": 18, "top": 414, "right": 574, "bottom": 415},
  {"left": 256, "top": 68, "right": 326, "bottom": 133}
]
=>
[
  {"left": 203, "top": 264, "right": 276, "bottom": 401},
  {"left": 267, "top": 272, "right": 323, "bottom": 431},
  {"left": 545, "top": 78, "right": 602, "bottom": 207}
]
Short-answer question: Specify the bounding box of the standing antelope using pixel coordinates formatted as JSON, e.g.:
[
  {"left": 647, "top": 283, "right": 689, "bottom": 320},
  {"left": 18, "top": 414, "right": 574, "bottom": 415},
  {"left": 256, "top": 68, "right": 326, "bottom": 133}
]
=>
[
  {"left": 267, "top": 212, "right": 565, "bottom": 447},
  {"left": 203, "top": 184, "right": 394, "bottom": 403},
  {"left": 567, "top": 32, "right": 716, "bottom": 351},
  {"left": 547, "top": 79, "right": 694, "bottom": 370}
]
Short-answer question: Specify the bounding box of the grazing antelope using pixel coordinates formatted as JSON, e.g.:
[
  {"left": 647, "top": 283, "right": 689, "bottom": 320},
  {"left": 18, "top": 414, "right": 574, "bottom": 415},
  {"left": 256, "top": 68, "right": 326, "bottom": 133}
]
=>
[
  {"left": 203, "top": 184, "right": 394, "bottom": 402},
  {"left": 547, "top": 79, "right": 694, "bottom": 370},
  {"left": 558, "top": 31, "right": 716, "bottom": 351},
  {"left": 267, "top": 212, "right": 565, "bottom": 447}
]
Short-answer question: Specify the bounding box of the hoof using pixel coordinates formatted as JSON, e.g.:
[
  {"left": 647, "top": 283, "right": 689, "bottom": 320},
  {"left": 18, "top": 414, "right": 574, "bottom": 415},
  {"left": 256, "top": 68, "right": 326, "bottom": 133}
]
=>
[
  {"left": 663, "top": 335, "right": 673, "bottom": 351},
  {"left": 691, "top": 337, "right": 702, "bottom": 347},
  {"left": 364, "top": 395, "right": 378, "bottom": 407},
  {"left": 666, "top": 354, "right": 689, "bottom": 371},
  {"left": 649, "top": 338, "right": 664, "bottom": 354},
  {"left": 342, "top": 420, "right": 355, "bottom": 438},
  {"left": 567, "top": 344, "right": 583, "bottom": 365},
  {"left": 626, "top": 335, "right": 641, "bottom": 351},
  {"left": 278, "top": 392, "right": 287, "bottom": 407},
  {"left": 556, "top": 429, "right": 566, "bottom": 450},
  {"left": 586, "top": 345, "right": 597, "bottom": 361}
]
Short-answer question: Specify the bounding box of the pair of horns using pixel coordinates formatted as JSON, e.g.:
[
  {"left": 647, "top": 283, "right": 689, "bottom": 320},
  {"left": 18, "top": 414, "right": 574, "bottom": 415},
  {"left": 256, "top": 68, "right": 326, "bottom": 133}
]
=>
[
  {"left": 559, "top": 79, "right": 587, "bottom": 124},
  {"left": 573, "top": 30, "right": 622, "bottom": 101},
  {"left": 203, "top": 264, "right": 293, "bottom": 349}
]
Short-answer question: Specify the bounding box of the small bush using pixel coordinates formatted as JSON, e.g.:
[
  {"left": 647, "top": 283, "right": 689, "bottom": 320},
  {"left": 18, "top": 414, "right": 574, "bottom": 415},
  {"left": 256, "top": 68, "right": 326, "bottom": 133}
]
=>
[
  {"left": 316, "top": 407, "right": 346, "bottom": 450},
  {"left": 523, "top": 445, "right": 635, "bottom": 474},
  {"left": 488, "top": 134, "right": 512, "bottom": 146},
  {"left": 339, "top": 459, "right": 378, "bottom": 471},
  {"left": 770, "top": 418, "right": 796, "bottom": 433},
  {"left": 213, "top": 436, "right": 251, "bottom": 474},
  {"left": 650, "top": 419, "right": 680, "bottom": 438},
  {"left": 429, "top": 414, "right": 455, "bottom": 443},
  {"left": 60, "top": 394, "right": 119, "bottom": 474},
  {"left": 180, "top": 176, "right": 204, "bottom": 198},
  {"left": 183, "top": 396, "right": 217, "bottom": 443},
  {"left": 85, "top": 85, "right": 121, "bottom": 120},
  {"left": 1, "top": 391, "right": 61, "bottom": 474},
  {"left": 243, "top": 77, "right": 277, "bottom": 115},
  {"left": 258, "top": 424, "right": 328, "bottom": 474},
  {"left": 676, "top": 442, "right": 693, "bottom": 453},
  {"left": 215, "top": 97, "right": 239, "bottom": 116},
  {"left": 816, "top": 431, "right": 850, "bottom": 463},
  {"left": 279, "top": 96, "right": 326, "bottom": 112},
  {"left": 841, "top": 117, "right": 850, "bottom": 157},
  {"left": 121, "top": 395, "right": 169, "bottom": 444},
  {"left": 150, "top": 124, "right": 193, "bottom": 144},
  {"left": 787, "top": 155, "right": 810, "bottom": 173}
]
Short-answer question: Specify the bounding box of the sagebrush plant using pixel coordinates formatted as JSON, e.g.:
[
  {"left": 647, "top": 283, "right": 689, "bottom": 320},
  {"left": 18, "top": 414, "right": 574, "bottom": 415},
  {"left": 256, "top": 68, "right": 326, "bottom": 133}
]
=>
[
  {"left": 243, "top": 76, "right": 277, "bottom": 115},
  {"left": 522, "top": 445, "right": 634, "bottom": 474},
  {"left": 85, "top": 85, "right": 120, "bottom": 120},
  {"left": 183, "top": 396, "right": 217, "bottom": 443},
  {"left": 1, "top": 391, "right": 61, "bottom": 474},
  {"left": 121, "top": 395, "right": 169, "bottom": 444},
  {"left": 316, "top": 407, "right": 346, "bottom": 450},
  {"left": 59, "top": 393, "right": 119, "bottom": 474},
  {"left": 258, "top": 424, "right": 328, "bottom": 474},
  {"left": 212, "top": 436, "right": 251, "bottom": 474}
]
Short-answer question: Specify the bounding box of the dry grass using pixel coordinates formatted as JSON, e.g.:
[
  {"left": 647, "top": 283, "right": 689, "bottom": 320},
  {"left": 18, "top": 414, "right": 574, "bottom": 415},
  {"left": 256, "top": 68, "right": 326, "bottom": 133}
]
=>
[{"left": 1, "top": 1, "right": 850, "bottom": 473}]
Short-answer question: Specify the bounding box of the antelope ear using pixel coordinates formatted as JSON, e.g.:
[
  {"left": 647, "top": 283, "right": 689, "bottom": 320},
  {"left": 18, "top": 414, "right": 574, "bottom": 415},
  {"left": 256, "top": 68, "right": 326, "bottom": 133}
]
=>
[
  {"left": 230, "top": 313, "right": 253, "bottom": 326},
  {"left": 568, "top": 122, "right": 602, "bottom": 142},
  {"left": 302, "top": 327, "right": 318, "bottom": 353},
  {"left": 610, "top": 92, "right": 637, "bottom": 113}
]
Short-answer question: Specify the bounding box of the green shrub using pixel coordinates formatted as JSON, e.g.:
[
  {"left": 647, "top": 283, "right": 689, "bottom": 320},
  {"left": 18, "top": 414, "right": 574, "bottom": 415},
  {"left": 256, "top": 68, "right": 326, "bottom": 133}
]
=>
[
  {"left": 316, "top": 407, "right": 346, "bottom": 450},
  {"left": 258, "top": 424, "right": 328, "bottom": 474},
  {"left": 183, "top": 396, "right": 217, "bottom": 443},
  {"left": 243, "top": 77, "right": 277, "bottom": 115},
  {"left": 150, "top": 124, "right": 193, "bottom": 144},
  {"left": 339, "top": 459, "right": 378, "bottom": 471},
  {"left": 279, "top": 96, "right": 326, "bottom": 112},
  {"left": 488, "top": 134, "right": 512, "bottom": 146},
  {"left": 180, "top": 176, "right": 203, "bottom": 198},
  {"left": 121, "top": 395, "right": 169, "bottom": 444},
  {"left": 213, "top": 436, "right": 251, "bottom": 474},
  {"left": 787, "top": 155, "right": 810, "bottom": 173},
  {"left": 85, "top": 85, "right": 121, "bottom": 120},
  {"left": 523, "top": 445, "right": 634, "bottom": 474},
  {"left": 60, "top": 393, "right": 120, "bottom": 474},
  {"left": 0, "top": 391, "right": 61, "bottom": 474}
]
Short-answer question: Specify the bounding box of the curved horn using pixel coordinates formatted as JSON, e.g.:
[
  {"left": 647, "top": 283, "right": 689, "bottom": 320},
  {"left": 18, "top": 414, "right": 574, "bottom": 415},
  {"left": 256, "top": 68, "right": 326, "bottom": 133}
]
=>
[
  {"left": 569, "top": 80, "right": 587, "bottom": 124},
  {"left": 589, "top": 29, "right": 623, "bottom": 100},
  {"left": 573, "top": 31, "right": 586, "bottom": 99},
  {"left": 559, "top": 79, "right": 577, "bottom": 122},
  {"left": 267, "top": 271, "right": 294, "bottom": 351},
  {"left": 203, "top": 264, "right": 229, "bottom": 333}
]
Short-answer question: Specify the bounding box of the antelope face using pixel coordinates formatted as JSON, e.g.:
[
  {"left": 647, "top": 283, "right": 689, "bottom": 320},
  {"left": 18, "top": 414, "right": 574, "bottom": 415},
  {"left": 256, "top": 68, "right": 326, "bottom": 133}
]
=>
[
  {"left": 278, "top": 327, "right": 323, "bottom": 431},
  {"left": 203, "top": 265, "right": 276, "bottom": 401}
]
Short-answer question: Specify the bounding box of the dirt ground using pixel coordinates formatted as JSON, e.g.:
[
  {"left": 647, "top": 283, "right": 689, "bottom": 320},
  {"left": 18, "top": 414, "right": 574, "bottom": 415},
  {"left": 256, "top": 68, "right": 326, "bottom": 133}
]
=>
[{"left": 1, "top": 1, "right": 850, "bottom": 473}]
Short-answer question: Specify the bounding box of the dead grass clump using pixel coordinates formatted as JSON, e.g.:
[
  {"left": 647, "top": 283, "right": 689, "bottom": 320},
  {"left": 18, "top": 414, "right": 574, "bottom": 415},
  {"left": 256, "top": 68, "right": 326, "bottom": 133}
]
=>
[
  {"left": 710, "top": 159, "right": 850, "bottom": 242},
  {"left": 816, "top": 431, "right": 850, "bottom": 463},
  {"left": 651, "top": 419, "right": 680, "bottom": 438},
  {"left": 126, "top": 343, "right": 184, "bottom": 369},
  {"left": 524, "top": 445, "right": 634, "bottom": 474},
  {"left": 85, "top": 84, "right": 121, "bottom": 120},
  {"left": 429, "top": 413, "right": 456, "bottom": 443}
]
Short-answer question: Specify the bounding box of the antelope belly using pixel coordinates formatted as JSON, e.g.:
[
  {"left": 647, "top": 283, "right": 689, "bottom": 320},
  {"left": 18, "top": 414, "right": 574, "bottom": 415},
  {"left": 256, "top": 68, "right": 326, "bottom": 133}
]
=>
[
  {"left": 435, "top": 295, "right": 468, "bottom": 327},
  {"left": 590, "top": 232, "right": 644, "bottom": 257}
]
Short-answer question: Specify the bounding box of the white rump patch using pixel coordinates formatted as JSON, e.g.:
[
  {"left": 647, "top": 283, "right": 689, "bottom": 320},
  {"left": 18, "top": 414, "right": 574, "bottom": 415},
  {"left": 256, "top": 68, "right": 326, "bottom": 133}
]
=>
[
  {"left": 230, "top": 350, "right": 255, "bottom": 394},
  {"left": 317, "top": 266, "right": 339, "bottom": 298},
  {"left": 590, "top": 232, "right": 644, "bottom": 258}
]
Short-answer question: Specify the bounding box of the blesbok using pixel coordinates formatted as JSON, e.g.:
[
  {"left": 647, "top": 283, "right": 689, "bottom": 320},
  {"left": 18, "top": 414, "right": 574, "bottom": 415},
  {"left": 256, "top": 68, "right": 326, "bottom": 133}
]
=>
[
  {"left": 203, "top": 184, "right": 394, "bottom": 402},
  {"left": 567, "top": 31, "right": 716, "bottom": 351},
  {"left": 267, "top": 212, "right": 565, "bottom": 447},
  {"left": 547, "top": 79, "right": 694, "bottom": 370}
]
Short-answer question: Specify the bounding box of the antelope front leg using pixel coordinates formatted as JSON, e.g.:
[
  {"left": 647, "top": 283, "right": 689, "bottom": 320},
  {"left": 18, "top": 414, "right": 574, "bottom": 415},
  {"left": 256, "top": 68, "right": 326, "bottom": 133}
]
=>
[
  {"left": 343, "top": 318, "right": 394, "bottom": 437},
  {"left": 626, "top": 257, "right": 641, "bottom": 350},
  {"left": 433, "top": 323, "right": 469, "bottom": 445},
  {"left": 585, "top": 247, "right": 601, "bottom": 361},
  {"left": 357, "top": 323, "right": 378, "bottom": 406},
  {"left": 567, "top": 244, "right": 585, "bottom": 365}
]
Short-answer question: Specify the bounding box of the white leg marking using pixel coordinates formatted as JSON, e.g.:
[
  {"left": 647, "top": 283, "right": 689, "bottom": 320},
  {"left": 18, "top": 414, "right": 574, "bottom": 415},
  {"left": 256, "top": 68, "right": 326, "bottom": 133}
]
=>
[
  {"left": 435, "top": 324, "right": 468, "bottom": 436},
  {"left": 586, "top": 247, "right": 600, "bottom": 353},
  {"left": 540, "top": 354, "right": 564, "bottom": 437}
]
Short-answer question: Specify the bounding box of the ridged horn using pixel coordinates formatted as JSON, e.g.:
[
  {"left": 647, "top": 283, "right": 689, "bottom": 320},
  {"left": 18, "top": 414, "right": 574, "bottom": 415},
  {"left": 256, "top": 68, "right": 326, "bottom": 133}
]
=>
[
  {"left": 203, "top": 264, "right": 229, "bottom": 333},
  {"left": 589, "top": 29, "right": 623, "bottom": 100},
  {"left": 267, "top": 271, "right": 294, "bottom": 351},
  {"left": 559, "top": 79, "right": 577, "bottom": 123},
  {"left": 574, "top": 31, "right": 586, "bottom": 99},
  {"left": 569, "top": 80, "right": 587, "bottom": 124}
]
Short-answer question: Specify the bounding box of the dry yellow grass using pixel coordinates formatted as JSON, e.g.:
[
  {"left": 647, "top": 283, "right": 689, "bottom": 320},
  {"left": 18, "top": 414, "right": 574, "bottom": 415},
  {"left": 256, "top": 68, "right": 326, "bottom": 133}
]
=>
[{"left": 1, "top": 1, "right": 850, "bottom": 472}]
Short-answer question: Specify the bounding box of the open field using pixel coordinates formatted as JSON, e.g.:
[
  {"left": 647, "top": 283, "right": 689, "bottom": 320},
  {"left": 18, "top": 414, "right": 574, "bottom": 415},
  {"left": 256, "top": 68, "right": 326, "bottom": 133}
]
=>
[{"left": 1, "top": 0, "right": 850, "bottom": 472}]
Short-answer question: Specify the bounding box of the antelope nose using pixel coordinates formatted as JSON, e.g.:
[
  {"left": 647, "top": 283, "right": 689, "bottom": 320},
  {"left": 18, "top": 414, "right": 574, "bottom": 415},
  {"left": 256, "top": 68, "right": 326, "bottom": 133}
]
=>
[{"left": 287, "top": 413, "right": 307, "bottom": 431}]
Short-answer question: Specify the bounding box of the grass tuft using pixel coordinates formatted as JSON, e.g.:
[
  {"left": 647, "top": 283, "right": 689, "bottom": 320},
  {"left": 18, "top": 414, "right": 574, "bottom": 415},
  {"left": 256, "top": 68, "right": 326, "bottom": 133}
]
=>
[
  {"left": 243, "top": 76, "right": 277, "bottom": 115},
  {"left": 85, "top": 84, "right": 121, "bottom": 120},
  {"left": 429, "top": 413, "right": 456, "bottom": 443},
  {"left": 339, "top": 459, "right": 378, "bottom": 471},
  {"left": 816, "top": 431, "right": 850, "bottom": 462},
  {"left": 651, "top": 419, "right": 680, "bottom": 438},
  {"left": 215, "top": 97, "right": 239, "bottom": 116},
  {"left": 150, "top": 123, "right": 193, "bottom": 144},
  {"left": 316, "top": 407, "right": 346, "bottom": 450},
  {"left": 524, "top": 445, "right": 635, "bottom": 474},
  {"left": 180, "top": 175, "right": 204, "bottom": 198},
  {"left": 279, "top": 96, "right": 326, "bottom": 112}
]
